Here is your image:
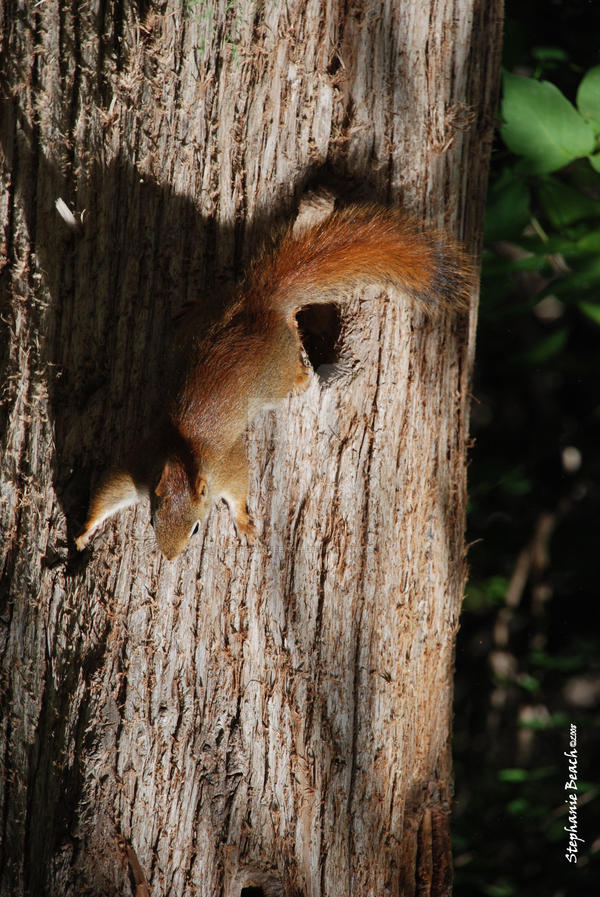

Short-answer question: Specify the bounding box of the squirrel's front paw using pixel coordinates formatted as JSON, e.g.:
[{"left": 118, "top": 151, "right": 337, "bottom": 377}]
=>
[
  {"left": 235, "top": 510, "right": 257, "bottom": 544},
  {"left": 295, "top": 360, "right": 311, "bottom": 392},
  {"left": 74, "top": 527, "right": 92, "bottom": 552}
]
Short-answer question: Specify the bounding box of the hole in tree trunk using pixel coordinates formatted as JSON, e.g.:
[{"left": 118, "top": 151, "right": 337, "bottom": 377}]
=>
[
  {"left": 296, "top": 303, "right": 342, "bottom": 373},
  {"left": 240, "top": 888, "right": 265, "bottom": 897}
]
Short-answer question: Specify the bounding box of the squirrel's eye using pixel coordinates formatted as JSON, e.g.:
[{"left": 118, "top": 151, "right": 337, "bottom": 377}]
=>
[{"left": 192, "top": 522, "right": 200, "bottom": 536}]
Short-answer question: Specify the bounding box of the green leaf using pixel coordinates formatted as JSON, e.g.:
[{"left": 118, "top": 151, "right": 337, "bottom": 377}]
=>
[
  {"left": 579, "top": 782, "right": 600, "bottom": 797},
  {"left": 547, "top": 818, "right": 569, "bottom": 842},
  {"left": 506, "top": 797, "right": 530, "bottom": 816},
  {"left": 530, "top": 649, "right": 587, "bottom": 672},
  {"left": 531, "top": 47, "right": 569, "bottom": 68},
  {"left": 522, "top": 328, "right": 568, "bottom": 364},
  {"left": 517, "top": 674, "right": 540, "bottom": 692},
  {"left": 532, "top": 46, "right": 569, "bottom": 64},
  {"left": 485, "top": 171, "right": 531, "bottom": 242},
  {"left": 579, "top": 300, "right": 600, "bottom": 325},
  {"left": 501, "top": 72, "right": 595, "bottom": 173},
  {"left": 531, "top": 766, "right": 556, "bottom": 781},
  {"left": 499, "top": 467, "right": 532, "bottom": 495},
  {"left": 484, "top": 884, "right": 516, "bottom": 897},
  {"left": 499, "top": 768, "right": 529, "bottom": 783},
  {"left": 572, "top": 229, "right": 600, "bottom": 254},
  {"left": 536, "top": 178, "right": 600, "bottom": 229},
  {"left": 590, "top": 152, "right": 600, "bottom": 173},
  {"left": 464, "top": 576, "right": 509, "bottom": 612},
  {"left": 552, "top": 255, "right": 600, "bottom": 296},
  {"left": 565, "top": 156, "right": 600, "bottom": 192},
  {"left": 518, "top": 712, "right": 569, "bottom": 730},
  {"left": 483, "top": 255, "right": 550, "bottom": 276},
  {"left": 577, "top": 66, "right": 600, "bottom": 129},
  {"left": 519, "top": 229, "right": 600, "bottom": 258}
]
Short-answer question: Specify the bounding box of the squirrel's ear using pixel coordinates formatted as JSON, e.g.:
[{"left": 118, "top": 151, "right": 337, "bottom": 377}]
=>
[
  {"left": 193, "top": 474, "right": 207, "bottom": 503},
  {"left": 155, "top": 460, "right": 172, "bottom": 498}
]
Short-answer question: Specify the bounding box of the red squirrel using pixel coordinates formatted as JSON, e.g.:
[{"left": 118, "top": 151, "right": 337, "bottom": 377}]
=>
[{"left": 75, "top": 203, "right": 472, "bottom": 560}]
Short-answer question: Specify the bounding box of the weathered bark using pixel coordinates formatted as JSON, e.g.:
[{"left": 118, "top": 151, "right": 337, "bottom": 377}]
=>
[{"left": 0, "top": 1, "right": 502, "bottom": 896}]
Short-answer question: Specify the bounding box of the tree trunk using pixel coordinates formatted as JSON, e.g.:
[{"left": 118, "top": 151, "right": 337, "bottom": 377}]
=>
[{"left": 0, "top": 1, "right": 502, "bottom": 895}]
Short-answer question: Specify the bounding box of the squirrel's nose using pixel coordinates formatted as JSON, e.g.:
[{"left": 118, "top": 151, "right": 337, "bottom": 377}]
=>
[{"left": 158, "top": 542, "right": 181, "bottom": 561}]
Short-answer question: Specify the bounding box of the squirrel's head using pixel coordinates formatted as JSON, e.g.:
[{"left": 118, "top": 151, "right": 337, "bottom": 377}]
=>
[{"left": 151, "top": 455, "right": 211, "bottom": 560}]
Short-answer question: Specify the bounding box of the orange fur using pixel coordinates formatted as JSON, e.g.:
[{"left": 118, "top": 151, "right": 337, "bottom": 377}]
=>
[{"left": 75, "top": 203, "right": 472, "bottom": 559}]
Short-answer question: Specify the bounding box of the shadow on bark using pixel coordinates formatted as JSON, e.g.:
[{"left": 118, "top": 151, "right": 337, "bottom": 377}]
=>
[{"left": 2, "top": 111, "right": 427, "bottom": 895}]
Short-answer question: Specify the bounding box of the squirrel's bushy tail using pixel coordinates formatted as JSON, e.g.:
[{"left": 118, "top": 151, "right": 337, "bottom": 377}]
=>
[{"left": 243, "top": 204, "right": 473, "bottom": 317}]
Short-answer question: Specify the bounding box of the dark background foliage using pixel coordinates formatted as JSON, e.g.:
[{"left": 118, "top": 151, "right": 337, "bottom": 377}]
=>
[{"left": 454, "top": 1, "right": 600, "bottom": 894}]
